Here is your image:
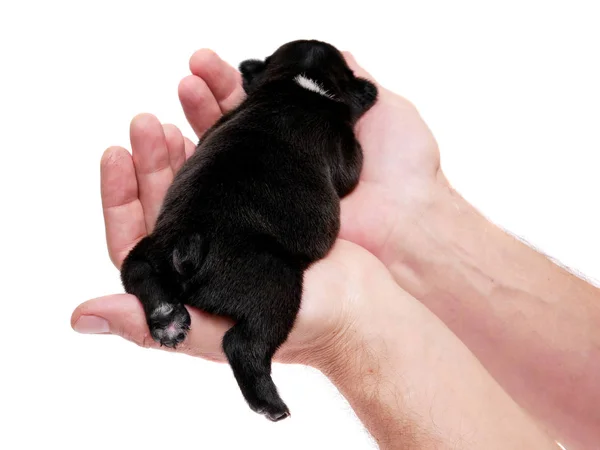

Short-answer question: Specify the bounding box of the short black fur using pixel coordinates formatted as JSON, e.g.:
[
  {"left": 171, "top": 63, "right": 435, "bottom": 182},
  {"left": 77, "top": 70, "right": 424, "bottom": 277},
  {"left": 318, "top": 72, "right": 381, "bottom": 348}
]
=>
[{"left": 120, "top": 40, "right": 377, "bottom": 421}]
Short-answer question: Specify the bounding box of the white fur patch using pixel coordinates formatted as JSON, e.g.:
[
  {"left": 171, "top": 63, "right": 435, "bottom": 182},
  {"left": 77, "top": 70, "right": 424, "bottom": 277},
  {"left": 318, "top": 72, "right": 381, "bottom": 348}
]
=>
[
  {"left": 294, "top": 75, "right": 334, "bottom": 99},
  {"left": 151, "top": 303, "right": 174, "bottom": 318}
]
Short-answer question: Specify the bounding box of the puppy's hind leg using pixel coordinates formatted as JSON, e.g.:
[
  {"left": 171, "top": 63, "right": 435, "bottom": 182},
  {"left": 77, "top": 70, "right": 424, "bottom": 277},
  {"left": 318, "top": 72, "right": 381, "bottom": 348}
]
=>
[
  {"left": 121, "top": 236, "right": 190, "bottom": 348},
  {"left": 223, "top": 318, "right": 293, "bottom": 421},
  {"left": 222, "top": 270, "right": 302, "bottom": 421}
]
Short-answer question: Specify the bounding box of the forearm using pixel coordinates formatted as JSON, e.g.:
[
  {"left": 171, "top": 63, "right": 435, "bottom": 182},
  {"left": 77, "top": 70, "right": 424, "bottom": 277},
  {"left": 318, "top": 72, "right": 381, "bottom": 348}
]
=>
[
  {"left": 385, "top": 181, "right": 600, "bottom": 448},
  {"left": 317, "top": 274, "right": 555, "bottom": 449}
]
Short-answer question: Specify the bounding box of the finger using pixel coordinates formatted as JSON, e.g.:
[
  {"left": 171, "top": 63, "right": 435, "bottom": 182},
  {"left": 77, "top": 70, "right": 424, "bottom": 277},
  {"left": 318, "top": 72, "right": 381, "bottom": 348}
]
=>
[
  {"left": 162, "top": 124, "right": 186, "bottom": 174},
  {"left": 130, "top": 113, "right": 173, "bottom": 232},
  {"left": 178, "top": 75, "right": 223, "bottom": 139},
  {"left": 101, "top": 147, "right": 146, "bottom": 268},
  {"left": 189, "top": 49, "right": 245, "bottom": 113},
  {"left": 184, "top": 137, "right": 197, "bottom": 160},
  {"left": 71, "top": 294, "right": 233, "bottom": 362}
]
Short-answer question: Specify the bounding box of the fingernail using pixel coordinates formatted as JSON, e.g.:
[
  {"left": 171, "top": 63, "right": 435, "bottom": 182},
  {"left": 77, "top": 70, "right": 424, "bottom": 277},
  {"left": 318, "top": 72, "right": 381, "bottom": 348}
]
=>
[{"left": 73, "top": 315, "right": 110, "bottom": 334}]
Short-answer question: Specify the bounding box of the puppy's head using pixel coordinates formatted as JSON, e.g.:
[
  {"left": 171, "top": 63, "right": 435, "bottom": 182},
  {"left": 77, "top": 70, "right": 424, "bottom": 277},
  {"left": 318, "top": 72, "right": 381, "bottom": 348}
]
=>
[{"left": 239, "top": 40, "right": 377, "bottom": 121}]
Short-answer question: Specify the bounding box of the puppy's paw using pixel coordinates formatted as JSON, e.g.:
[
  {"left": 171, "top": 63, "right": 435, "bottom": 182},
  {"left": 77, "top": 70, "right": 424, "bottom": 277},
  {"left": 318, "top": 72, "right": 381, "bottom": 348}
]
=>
[
  {"left": 249, "top": 398, "right": 291, "bottom": 422},
  {"left": 253, "top": 404, "right": 291, "bottom": 422},
  {"left": 265, "top": 408, "right": 291, "bottom": 422},
  {"left": 148, "top": 303, "right": 191, "bottom": 349}
]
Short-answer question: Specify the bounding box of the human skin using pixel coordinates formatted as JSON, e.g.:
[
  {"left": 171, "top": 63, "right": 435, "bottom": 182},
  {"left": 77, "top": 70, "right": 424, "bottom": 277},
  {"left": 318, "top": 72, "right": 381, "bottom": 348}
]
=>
[
  {"left": 71, "top": 146, "right": 554, "bottom": 447},
  {"left": 72, "top": 49, "right": 597, "bottom": 448}
]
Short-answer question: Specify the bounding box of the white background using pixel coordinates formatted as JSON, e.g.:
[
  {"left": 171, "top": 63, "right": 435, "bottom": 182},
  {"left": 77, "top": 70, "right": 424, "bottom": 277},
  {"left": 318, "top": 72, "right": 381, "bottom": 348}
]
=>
[{"left": 1, "top": 1, "right": 598, "bottom": 449}]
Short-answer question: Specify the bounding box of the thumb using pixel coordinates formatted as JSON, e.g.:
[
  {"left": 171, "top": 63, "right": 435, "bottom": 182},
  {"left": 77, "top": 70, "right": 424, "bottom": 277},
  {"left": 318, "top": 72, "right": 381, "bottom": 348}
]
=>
[{"left": 71, "top": 294, "right": 232, "bottom": 362}]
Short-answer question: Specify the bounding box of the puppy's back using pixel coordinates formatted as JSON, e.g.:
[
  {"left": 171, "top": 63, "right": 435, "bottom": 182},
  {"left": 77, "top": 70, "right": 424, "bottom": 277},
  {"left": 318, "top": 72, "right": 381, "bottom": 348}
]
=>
[{"left": 155, "top": 91, "right": 343, "bottom": 260}]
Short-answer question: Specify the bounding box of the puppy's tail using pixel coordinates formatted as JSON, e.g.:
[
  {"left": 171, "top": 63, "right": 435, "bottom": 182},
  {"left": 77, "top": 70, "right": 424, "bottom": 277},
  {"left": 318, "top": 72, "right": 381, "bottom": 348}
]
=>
[{"left": 120, "top": 236, "right": 191, "bottom": 348}]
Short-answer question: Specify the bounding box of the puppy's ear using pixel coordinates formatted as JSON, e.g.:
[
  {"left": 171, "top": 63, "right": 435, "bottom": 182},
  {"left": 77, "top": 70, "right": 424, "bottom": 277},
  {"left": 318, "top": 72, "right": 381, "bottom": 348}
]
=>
[
  {"left": 349, "top": 77, "right": 378, "bottom": 120},
  {"left": 239, "top": 59, "right": 266, "bottom": 93}
]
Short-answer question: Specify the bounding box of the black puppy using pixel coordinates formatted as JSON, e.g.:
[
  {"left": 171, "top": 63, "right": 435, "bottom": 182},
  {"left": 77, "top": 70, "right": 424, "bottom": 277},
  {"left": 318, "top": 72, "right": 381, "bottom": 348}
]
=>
[{"left": 120, "top": 40, "right": 377, "bottom": 421}]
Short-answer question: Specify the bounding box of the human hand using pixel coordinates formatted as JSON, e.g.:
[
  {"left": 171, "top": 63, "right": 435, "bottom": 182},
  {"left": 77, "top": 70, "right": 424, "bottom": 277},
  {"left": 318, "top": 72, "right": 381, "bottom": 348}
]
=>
[
  {"left": 70, "top": 111, "right": 389, "bottom": 369},
  {"left": 176, "top": 49, "right": 444, "bottom": 270},
  {"left": 71, "top": 46, "right": 444, "bottom": 365}
]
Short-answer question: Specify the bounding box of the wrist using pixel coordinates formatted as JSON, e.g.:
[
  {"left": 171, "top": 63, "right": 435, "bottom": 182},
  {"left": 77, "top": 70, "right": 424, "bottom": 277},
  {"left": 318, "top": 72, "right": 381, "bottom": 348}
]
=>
[
  {"left": 300, "top": 247, "right": 406, "bottom": 372},
  {"left": 313, "top": 265, "right": 556, "bottom": 449},
  {"left": 382, "top": 176, "right": 600, "bottom": 448},
  {"left": 318, "top": 275, "right": 438, "bottom": 448},
  {"left": 380, "top": 174, "right": 492, "bottom": 298}
]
